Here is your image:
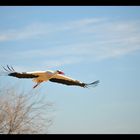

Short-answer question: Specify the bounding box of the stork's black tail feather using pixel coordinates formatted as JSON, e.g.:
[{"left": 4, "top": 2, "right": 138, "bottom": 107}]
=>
[{"left": 84, "top": 80, "right": 100, "bottom": 88}]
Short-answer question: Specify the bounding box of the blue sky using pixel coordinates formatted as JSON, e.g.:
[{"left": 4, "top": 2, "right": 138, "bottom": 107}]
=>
[{"left": 0, "top": 6, "right": 140, "bottom": 134}]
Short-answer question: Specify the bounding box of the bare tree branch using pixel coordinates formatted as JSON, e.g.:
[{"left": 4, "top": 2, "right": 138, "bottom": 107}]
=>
[{"left": 0, "top": 86, "right": 54, "bottom": 134}]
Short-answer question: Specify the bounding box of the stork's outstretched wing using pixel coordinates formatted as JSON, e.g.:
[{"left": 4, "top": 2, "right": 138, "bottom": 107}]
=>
[
  {"left": 2, "top": 65, "right": 38, "bottom": 79},
  {"left": 9, "top": 72, "right": 38, "bottom": 78},
  {"left": 49, "top": 74, "right": 99, "bottom": 88}
]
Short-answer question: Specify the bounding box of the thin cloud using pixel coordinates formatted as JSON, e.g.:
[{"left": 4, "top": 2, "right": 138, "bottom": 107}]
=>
[
  {"left": 0, "top": 18, "right": 104, "bottom": 42},
  {"left": 0, "top": 18, "right": 140, "bottom": 67},
  {"left": 0, "top": 22, "right": 52, "bottom": 42}
]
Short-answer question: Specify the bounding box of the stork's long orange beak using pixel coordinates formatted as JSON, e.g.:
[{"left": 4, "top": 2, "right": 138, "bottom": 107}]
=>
[
  {"left": 60, "top": 71, "right": 65, "bottom": 75},
  {"left": 58, "top": 71, "right": 65, "bottom": 75}
]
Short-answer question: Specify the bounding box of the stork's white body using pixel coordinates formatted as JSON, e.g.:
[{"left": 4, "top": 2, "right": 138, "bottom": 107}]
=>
[
  {"left": 27, "top": 70, "right": 75, "bottom": 83},
  {"left": 27, "top": 70, "right": 54, "bottom": 83},
  {"left": 27, "top": 70, "right": 78, "bottom": 88}
]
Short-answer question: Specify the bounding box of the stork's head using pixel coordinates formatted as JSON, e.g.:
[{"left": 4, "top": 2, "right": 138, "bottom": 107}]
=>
[{"left": 56, "top": 70, "right": 65, "bottom": 75}]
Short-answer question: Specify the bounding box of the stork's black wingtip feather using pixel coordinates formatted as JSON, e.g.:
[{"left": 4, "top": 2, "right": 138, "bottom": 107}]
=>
[
  {"left": 10, "top": 66, "right": 15, "bottom": 71},
  {"left": 1, "top": 65, "right": 9, "bottom": 72},
  {"left": 92, "top": 80, "right": 100, "bottom": 85},
  {"left": 1, "top": 65, "right": 15, "bottom": 72},
  {"left": 84, "top": 80, "right": 100, "bottom": 88}
]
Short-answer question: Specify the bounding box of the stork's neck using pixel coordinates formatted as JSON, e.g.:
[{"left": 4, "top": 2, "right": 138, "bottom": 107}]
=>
[
  {"left": 54, "top": 71, "right": 59, "bottom": 74},
  {"left": 47, "top": 71, "right": 59, "bottom": 80}
]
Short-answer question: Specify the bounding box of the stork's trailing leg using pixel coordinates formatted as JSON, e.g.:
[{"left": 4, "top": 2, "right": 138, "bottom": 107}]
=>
[
  {"left": 33, "top": 83, "right": 40, "bottom": 89},
  {"left": 33, "top": 80, "right": 43, "bottom": 89}
]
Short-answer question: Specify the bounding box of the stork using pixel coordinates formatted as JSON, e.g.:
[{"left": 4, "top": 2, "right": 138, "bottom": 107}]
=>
[{"left": 1, "top": 65, "right": 99, "bottom": 89}]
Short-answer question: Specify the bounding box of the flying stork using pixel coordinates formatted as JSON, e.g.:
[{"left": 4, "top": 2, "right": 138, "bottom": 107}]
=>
[{"left": 1, "top": 65, "right": 99, "bottom": 89}]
